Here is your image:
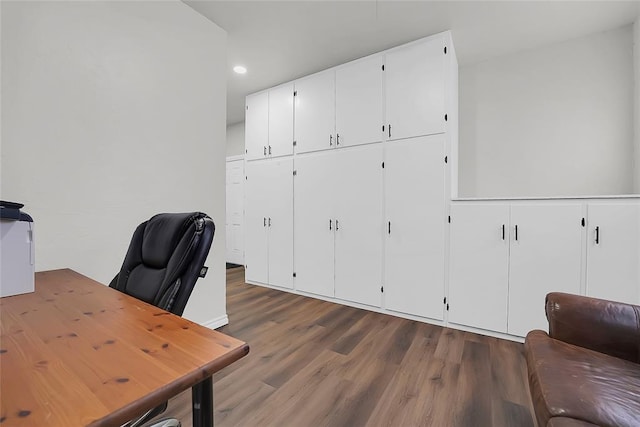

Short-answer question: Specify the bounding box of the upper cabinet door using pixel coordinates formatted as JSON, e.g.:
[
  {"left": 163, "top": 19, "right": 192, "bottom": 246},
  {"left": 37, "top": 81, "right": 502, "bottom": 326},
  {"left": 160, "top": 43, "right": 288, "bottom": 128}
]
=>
[
  {"left": 586, "top": 202, "right": 640, "bottom": 304},
  {"left": 335, "top": 55, "right": 383, "bottom": 148},
  {"left": 294, "top": 70, "right": 335, "bottom": 154},
  {"left": 268, "top": 83, "right": 294, "bottom": 158},
  {"left": 245, "top": 92, "right": 269, "bottom": 160},
  {"left": 385, "top": 35, "right": 446, "bottom": 141}
]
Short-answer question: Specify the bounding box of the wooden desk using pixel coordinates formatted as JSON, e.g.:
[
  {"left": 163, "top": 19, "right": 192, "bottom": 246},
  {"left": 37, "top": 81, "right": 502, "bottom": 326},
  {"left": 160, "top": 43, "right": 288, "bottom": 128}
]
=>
[{"left": 0, "top": 269, "right": 249, "bottom": 427}]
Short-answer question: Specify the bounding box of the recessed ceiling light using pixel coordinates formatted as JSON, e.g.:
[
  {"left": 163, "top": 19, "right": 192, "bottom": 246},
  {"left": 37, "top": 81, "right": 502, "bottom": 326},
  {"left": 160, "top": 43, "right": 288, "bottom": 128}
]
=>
[{"left": 233, "top": 65, "right": 247, "bottom": 74}]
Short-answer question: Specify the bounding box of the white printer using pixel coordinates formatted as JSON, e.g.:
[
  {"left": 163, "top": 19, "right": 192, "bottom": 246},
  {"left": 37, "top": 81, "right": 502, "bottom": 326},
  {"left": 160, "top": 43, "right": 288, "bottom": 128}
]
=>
[{"left": 0, "top": 201, "right": 35, "bottom": 297}]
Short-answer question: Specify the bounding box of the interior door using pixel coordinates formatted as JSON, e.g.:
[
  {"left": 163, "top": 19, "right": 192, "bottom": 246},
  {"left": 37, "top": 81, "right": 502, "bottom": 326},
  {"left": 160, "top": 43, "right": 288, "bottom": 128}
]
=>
[
  {"left": 268, "top": 83, "right": 294, "bottom": 158},
  {"left": 586, "top": 202, "right": 640, "bottom": 304},
  {"left": 508, "top": 203, "right": 583, "bottom": 337},
  {"left": 385, "top": 134, "right": 446, "bottom": 320},
  {"left": 385, "top": 35, "right": 445, "bottom": 141},
  {"left": 448, "top": 203, "right": 510, "bottom": 333},
  {"left": 225, "top": 158, "right": 244, "bottom": 265},
  {"left": 334, "top": 144, "right": 383, "bottom": 307},
  {"left": 244, "top": 160, "right": 269, "bottom": 283},
  {"left": 266, "top": 158, "right": 294, "bottom": 289},
  {"left": 245, "top": 92, "right": 269, "bottom": 160},
  {"left": 294, "top": 151, "right": 336, "bottom": 297},
  {"left": 294, "top": 70, "right": 335, "bottom": 154},
  {"left": 335, "top": 54, "right": 383, "bottom": 148}
]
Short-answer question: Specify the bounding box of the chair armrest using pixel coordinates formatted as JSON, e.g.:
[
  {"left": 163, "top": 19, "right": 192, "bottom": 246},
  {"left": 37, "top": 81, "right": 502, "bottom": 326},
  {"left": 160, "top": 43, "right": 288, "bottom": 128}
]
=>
[{"left": 545, "top": 292, "right": 640, "bottom": 363}]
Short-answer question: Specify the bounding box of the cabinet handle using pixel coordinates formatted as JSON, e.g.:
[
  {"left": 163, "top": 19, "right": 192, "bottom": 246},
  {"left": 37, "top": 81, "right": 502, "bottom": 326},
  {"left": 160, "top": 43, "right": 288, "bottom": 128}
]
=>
[
  {"left": 329, "top": 135, "right": 333, "bottom": 146},
  {"left": 515, "top": 225, "right": 518, "bottom": 241},
  {"left": 336, "top": 219, "right": 339, "bottom": 230},
  {"left": 268, "top": 217, "right": 271, "bottom": 227},
  {"left": 329, "top": 219, "right": 332, "bottom": 230},
  {"left": 263, "top": 217, "right": 266, "bottom": 227},
  {"left": 268, "top": 145, "right": 272, "bottom": 155},
  {"left": 388, "top": 124, "right": 391, "bottom": 138},
  {"left": 388, "top": 221, "right": 391, "bottom": 234},
  {"left": 336, "top": 134, "right": 340, "bottom": 145},
  {"left": 263, "top": 146, "right": 267, "bottom": 156},
  {"left": 595, "top": 226, "right": 600, "bottom": 245},
  {"left": 502, "top": 224, "right": 505, "bottom": 241}
]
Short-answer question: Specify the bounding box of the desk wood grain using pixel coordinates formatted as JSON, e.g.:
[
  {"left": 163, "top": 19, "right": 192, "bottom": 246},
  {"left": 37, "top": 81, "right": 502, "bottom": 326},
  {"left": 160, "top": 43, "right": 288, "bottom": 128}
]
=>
[{"left": 0, "top": 269, "right": 249, "bottom": 427}]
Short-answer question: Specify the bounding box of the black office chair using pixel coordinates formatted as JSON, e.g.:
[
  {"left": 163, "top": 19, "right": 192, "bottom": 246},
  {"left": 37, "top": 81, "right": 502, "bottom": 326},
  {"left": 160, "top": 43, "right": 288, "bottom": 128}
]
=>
[{"left": 110, "top": 212, "right": 215, "bottom": 427}]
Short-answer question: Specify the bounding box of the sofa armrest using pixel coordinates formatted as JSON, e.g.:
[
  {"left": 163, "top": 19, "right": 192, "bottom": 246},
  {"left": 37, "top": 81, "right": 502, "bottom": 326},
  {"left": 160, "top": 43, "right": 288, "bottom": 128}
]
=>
[{"left": 545, "top": 292, "right": 640, "bottom": 363}]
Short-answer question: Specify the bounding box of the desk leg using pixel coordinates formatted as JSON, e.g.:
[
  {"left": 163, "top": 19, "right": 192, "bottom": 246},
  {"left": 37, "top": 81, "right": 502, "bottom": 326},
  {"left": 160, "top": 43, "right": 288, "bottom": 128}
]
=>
[{"left": 192, "top": 376, "right": 214, "bottom": 427}]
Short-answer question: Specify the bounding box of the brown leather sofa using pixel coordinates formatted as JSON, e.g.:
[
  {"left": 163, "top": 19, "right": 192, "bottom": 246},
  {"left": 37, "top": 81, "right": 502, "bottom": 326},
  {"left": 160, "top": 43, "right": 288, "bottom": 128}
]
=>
[{"left": 524, "top": 292, "right": 640, "bottom": 427}]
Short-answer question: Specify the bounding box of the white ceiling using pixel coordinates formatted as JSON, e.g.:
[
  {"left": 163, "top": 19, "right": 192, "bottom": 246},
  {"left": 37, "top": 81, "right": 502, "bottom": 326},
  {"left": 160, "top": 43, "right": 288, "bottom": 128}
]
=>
[{"left": 184, "top": 1, "right": 640, "bottom": 126}]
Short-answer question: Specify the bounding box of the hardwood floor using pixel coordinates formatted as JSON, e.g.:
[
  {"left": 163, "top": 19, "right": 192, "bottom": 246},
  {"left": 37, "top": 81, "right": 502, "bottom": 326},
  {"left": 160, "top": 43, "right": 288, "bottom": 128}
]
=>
[{"left": 157, "top": 267, "right": 536, "bottom": 427}]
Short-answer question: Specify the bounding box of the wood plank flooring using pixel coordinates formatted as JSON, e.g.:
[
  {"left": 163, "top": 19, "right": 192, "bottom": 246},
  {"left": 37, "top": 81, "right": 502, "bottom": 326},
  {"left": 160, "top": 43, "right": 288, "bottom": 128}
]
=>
[{"left": 155, "top": 267, "right": 536, "bottom": 427}]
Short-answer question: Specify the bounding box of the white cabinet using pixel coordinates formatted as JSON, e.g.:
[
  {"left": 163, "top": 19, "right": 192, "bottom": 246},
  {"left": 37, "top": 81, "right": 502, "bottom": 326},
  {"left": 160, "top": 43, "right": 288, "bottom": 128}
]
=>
[
  {"left": 225, "top": 158, "right": 245, "bottom": 265},
  {"left": 448, "top": 202, "right": 583, "bottom": 337},
  {"left": 449, "top": 204, "right": 510, "bottom": 333},
  {"left": 294, "top": 151, "right": 336, "bottom": 297},
  {"left": 335, "top": 55, "right": 383, "bottom": 148},
  {"left": 245, "top": 92, "right": 269, "bottom": 160},
  {"left": 294, "top": 70, "right": 335, "bottom": 154},
  {"left": 334, "top": 144, "right": 383, "bottom": 307},
  {"left": 385, "top": 34, "right": 446, "bottom": 141},
  {"left": 508, "top": 204, "right": 582, "bottom": 337},
  {"left": 244, "top": 158, "right": 293, "bottom": 288},
  {"left": 385, "top": 135, "right": 446, "bottom": 320},
  {"left": 586, "top": 202, "right": 640, "bottom": 304},
  {"left": 268, "top": 83, "right": 294, "bottom": 157}
]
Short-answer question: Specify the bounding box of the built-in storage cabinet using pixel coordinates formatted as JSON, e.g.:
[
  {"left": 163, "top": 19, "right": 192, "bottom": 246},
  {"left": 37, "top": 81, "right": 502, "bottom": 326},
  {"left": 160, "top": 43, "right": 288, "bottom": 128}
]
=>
[
  {"left": 294, "top": 70, "right": 335, "bottom": 154},
  {"left": 335, "top": 55, "right": 383, "bottom": 148},
  {"left": 385, "top": 135, "right": 446, "bottom": 320},
  {"left": 507, "top": 204, "right": 583, "bottom": 337},
  {"left": 586, "top": 202, "right": 640, "bottom": 304},
  {"left": 244, "top": 158, "right": 294, "bottom": 289},
  {"left": 245, "top": 92, "right": 269, "bottom": 160},
  {"left": 294, "top": 145, "right": 383, "bottom": 307},
  {"left": 385, "top": 34, "right": 447, "bottom": 141},
  {"left": 448, "top": 204, "right": 510, "bottom": 333},
  {"left": 268, "top": 83, "right": 294, "bottom": 158}
]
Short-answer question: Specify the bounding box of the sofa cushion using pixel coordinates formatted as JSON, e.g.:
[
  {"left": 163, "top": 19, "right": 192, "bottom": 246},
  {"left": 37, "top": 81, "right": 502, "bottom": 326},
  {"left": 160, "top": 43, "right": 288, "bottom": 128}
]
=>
[
  {"left": 547, "top": 418, "right": 599, "bottom": 427},
  {"left": 526, "top": 330, "right": 640, "bottom": 427}
]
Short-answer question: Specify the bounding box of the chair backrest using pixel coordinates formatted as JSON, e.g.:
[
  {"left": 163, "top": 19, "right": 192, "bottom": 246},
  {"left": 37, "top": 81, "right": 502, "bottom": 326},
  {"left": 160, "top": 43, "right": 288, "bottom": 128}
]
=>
[{"left": 110, "top": 212, "right": 215, "bottom": 316}]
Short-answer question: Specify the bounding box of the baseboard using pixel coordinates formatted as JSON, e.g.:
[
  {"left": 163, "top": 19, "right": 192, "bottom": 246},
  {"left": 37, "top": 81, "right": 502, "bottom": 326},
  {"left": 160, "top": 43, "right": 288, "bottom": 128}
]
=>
[{"left": 201, "top": 314, "right": 229, "bottom": 330}]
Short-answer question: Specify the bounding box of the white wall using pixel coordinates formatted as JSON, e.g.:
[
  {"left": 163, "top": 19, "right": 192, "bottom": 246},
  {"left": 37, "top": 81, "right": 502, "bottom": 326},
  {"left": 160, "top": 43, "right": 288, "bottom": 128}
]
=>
[
  {"left": 459, "top": 25, "right": 634, "bottom": 198},
  {"left": 227, "top": 122, "right": 245, "bottom": 157},
  {"left": 635, "top": 17, "right": 640, "bottom": 193},
  {"left": 1, "top": 1, "right": 228, "bottom": 327}
]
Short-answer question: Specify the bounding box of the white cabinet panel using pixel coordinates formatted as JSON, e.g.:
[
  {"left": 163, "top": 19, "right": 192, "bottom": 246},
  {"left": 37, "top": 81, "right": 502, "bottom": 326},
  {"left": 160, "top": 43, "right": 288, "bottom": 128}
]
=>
[
  {"left": 448, "top": 204, "right": 510, "bottom": 333},
  {"left": 508, "top": 204, "right": 582, "bottom": 337},
  {"left": 334, "top": 144, "right": 383, "bottom": 307},
  {"left": 385, "top": 35, "right": 446, "bottom": 141},
  {"left": 586, "top": 202, "right": 640, "bottom": 304},
  {"left": 225, "top": 159, "right": 244, "bottom": 265},
  {"left": 385, "top": 135, "right": 446, "bottom": 319},
  {"left": 266, "top": 158, "right": 294, "bottom": 289},
  {"left": 245, "top": 92, "right": 269, "bottom": 160},
  {"left": 294, "top": 70, "right": 335, "bottom": 154},
  {"left": 335, "top": 55, "right": 383, "bottom": 148},
  {"left": 294, "top": 151, "right": 336, "bottom": 297},
  {"left": 268, "top": 84, "right": 294, "bottom": 158},
  {"left": 244, "top": 161, "right": 270, "bottom": 283}
]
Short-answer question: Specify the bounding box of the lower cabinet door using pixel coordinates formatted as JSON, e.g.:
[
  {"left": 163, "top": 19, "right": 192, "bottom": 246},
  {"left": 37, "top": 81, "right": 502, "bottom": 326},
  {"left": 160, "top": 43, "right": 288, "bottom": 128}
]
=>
[
  {"left": 334, "top": 144, "right": 383, "bottom": 307},
  {"left": 448, "top": 203, "right": 510, "bottom": 333},
  {"left": 586, "top": 202, "right": 640, "bottom": 304},
  {"left": 266, "top": 158, "right": 294, "bottom": 289},
  {"left": 508, "top": 203, "right": 582, "bottom": 337},
  {"left": 294, "top": 151, "right": 336, "bottom": 297},
  {"left": 384, "top": 135, "right": 446, "bottom": 320},
  {"left": 244, "top": 160, "right": 270, "bottom": 284}
]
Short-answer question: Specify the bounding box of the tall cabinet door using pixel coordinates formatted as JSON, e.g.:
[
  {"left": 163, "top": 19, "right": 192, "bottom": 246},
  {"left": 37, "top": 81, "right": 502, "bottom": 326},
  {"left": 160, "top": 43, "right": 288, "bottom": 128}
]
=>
[
  {"left": 335, "top": 55, "right": 383, "bottom": 148},
  {"left": 334, "top": 144, "right": 383, "bottom": 307},
  {"left": 385, "top": 135, "right": 446, "bottom": 320},
  {"left": 268, "top": 83, "right": 294, "bottom": 158},
  {"left": 245, "top": 92, "right": 269, "bottom": 160},
  {"left": 294, "top": 151, "right": 336, "bottom": 297},
  {"left": 385, "top": 35, "right": 446, "bottom": 141},
  {"left": 294, "top": 70, "right": 335, "bottom": 154},
  {"left": 266, "top": 158, "right": 294, "bottom": 289},
  {"left": 508, "top": 204, "right": 583, "bottom": 337},
  {"left": 244, "top": 161, "right": 270, "bottom": 283},
  {"left": 448, "top": 204, "right": 510, "bottom": 333},
  {"left": 586, "top": 202, "right": 640, "bottom": 304}
]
